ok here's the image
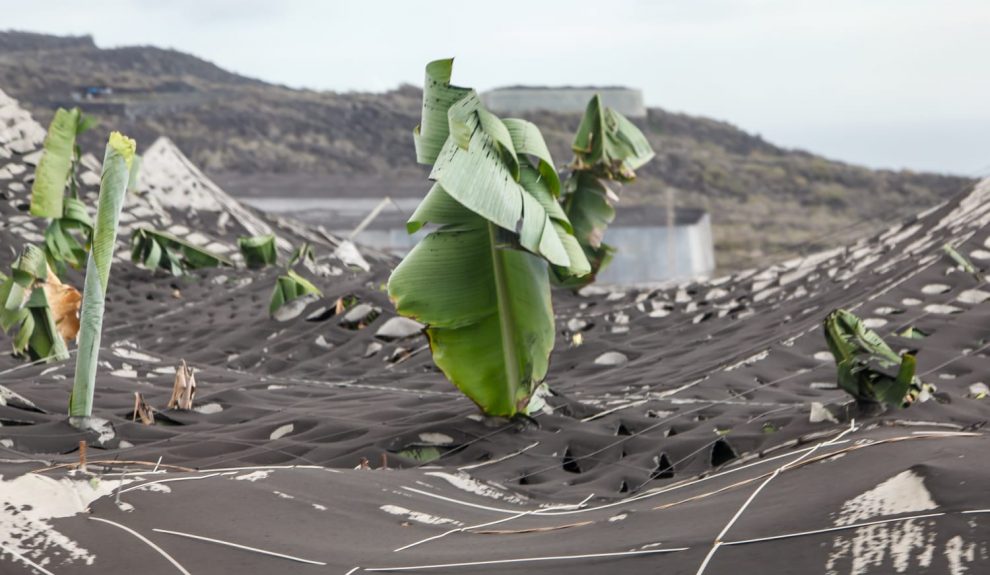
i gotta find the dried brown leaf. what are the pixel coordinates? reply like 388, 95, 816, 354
42, 266, 81, 342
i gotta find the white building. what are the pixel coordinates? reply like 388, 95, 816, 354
245, 198, 715, 286
481, 86, 647, 118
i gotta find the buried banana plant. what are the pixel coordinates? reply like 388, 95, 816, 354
388, 59, 590, 417
0, 245, 80, 361
552, 95, 655, 287
69, 132, 137, 420
238, 234, 277, 269
131, 227, 233, 276
823, 309, 933, 412
269, 243, 323, 316
30, 107, 99, 271
30, 107, 94, 218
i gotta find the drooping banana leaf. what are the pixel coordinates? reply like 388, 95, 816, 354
0, 245, 71, 362
132, 227, 233, 276
44, 197, 94, 271
70, 132, 137, 419
552, 95, 655, 287
238, 234, 277, 269
269, 269, 322, 316
388, 59, 589, 417
30, 108, 81, 218
823, 309, 932, 409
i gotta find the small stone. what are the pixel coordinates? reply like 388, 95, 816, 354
594, 351, 629, 366
967, 383, 988, 399
334, 240, 370, 272
957, 290, 990, 305
809, 402, 838, 424
364, 342, 383, 357
314, 335, 333, 349
273, 293, 320, 322
340, 303, 380, 328
22, 150, 42, 166
566, 318, 589, 332
375, 317, 424, 341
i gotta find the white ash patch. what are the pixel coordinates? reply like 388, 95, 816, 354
921, 283, 951, 295
424, 471, 528, 504
234, 470, 273, 482
135, 482, 172, 493
0, 473, 131, 569
957, 290, 990, 305
826, 470, 939, 575
379, 504, 462, 526
194, 402, 223, 414
724, 350, 770, 371
924, 304, 962, 315
943, 535, 979, 575
269, 424, 294, 440
418, 432, 454, 446
113, 340, 161, 363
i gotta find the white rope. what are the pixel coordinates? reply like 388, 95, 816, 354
694, 421, 859, 575
152, 528, 326, 566
89, 517, 192, 575
363, 547, 689, 572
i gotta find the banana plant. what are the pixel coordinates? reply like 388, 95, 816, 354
238, 234, 277, 269
131, 227, 233, 276
823, 309, 932, 410
388, 59, 590, 417
0, 244, 77, 361
552, 95, 655, 287
269, 243, 322, 316
70, 132, 137, 420
30, 107, 99, 272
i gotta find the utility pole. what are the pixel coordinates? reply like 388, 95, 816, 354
666, 187, 678, 280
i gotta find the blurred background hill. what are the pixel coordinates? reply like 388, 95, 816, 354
0, 30, 974, 270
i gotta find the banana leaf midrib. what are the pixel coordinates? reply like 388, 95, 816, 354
488, 221, 521, 406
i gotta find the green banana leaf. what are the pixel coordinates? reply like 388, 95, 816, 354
0, 245, 69, 361
269, 269, 322, 316
30, 108, 81, 218
572, 95, 654, 178
288, 242, 315, 268
553, 95, 655, 287
44, 197, 94, 271
823, 309, 931, 408
389, 59, 590, 417
238, 234, 277, 269
70, 132, 137, 418
132, 227, 233, 276
390, 201, 555, 416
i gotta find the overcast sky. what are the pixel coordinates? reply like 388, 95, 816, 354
2, 0, 987, 175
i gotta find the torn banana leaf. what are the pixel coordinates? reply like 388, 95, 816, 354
824, 309, 933, 408
238, 234, 277, 269
289, 242, 317, 271
571, 94, 654, 180
553, 95, 655, 287
0, 245, 71, 361
44, 196, 94, 271
389, 59, 589, 417
132, 227, 233, 276
30, 108, 82, 218
269, 269, 322, 316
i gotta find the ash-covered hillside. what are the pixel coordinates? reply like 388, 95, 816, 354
0, 30, 974, 269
